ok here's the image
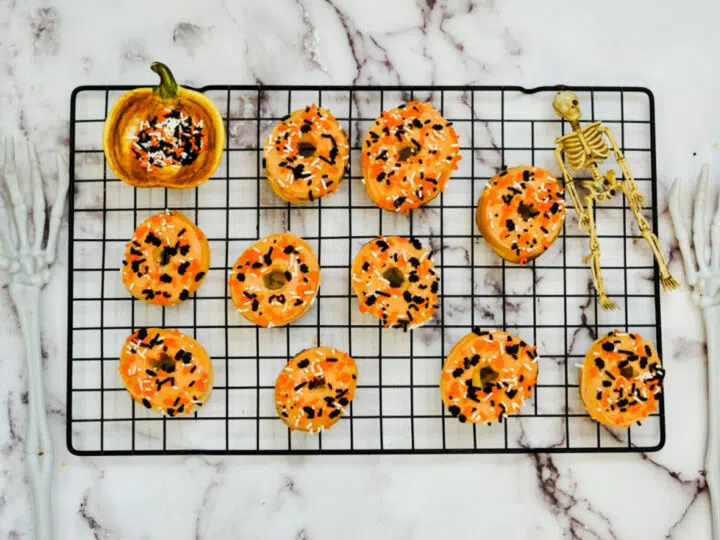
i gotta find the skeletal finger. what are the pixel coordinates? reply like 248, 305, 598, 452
710, 167, 720, 271
0, 190, 18, 258
668, 178, 697, 285
28, 140, 46, 263
0, 203, 18, 274
693, 164, 710, 270
44, 154, 69, 265
3, 138, 31, 273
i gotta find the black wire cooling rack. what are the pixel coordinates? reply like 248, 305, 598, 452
67, 85, 665, 455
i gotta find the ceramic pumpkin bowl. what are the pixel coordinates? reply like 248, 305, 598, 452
102, 61, 225, 188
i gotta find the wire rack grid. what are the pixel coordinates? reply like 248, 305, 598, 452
67, 85, 664, 455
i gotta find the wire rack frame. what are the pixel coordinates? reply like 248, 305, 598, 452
66, 85, 665, 455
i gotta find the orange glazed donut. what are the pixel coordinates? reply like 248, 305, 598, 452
441, 329, 538, 424
121, 210, 210, 305
263, 105, 349, 203
274, 346, 358, 432
579, 330, 664, 428
361, 100, 461, 214
476, 166, 565, 264
119, 328, 213, 416
351, 235, 439, 330
228, 233, 320, 328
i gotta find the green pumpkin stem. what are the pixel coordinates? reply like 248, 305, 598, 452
151, 62, 179, 100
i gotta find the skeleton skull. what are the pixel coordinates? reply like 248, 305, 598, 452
553, 90, 581, 122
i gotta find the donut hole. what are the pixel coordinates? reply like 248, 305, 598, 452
307, 377, 326, 390
154, 247, 171, 267
151, 352, 176, 374
518, 201, 540, 220
297, 140, 317, 158
263, 268, 289, 291
474, 365, 499, 387
620, 365, 635, 379
397, 144, 418, 163
382, 266, 405, 288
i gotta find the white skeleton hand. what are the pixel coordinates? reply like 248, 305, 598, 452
669, 164, 720, 309
0, 137, 69, 288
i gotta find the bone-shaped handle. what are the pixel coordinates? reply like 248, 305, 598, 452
8, 283, 53, 540
704, 304, 720, 540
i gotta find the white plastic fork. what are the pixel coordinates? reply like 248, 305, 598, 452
0, 137, 69, 540
669, 164, 720, 540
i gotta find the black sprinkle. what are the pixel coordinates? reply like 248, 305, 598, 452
145, 232, 162, 246
263, 247, 274, 266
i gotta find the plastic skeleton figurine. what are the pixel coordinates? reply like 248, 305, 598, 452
552, 90, 678, 309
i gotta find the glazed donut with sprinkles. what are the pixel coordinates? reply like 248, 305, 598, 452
119, 328, 213, 416
121, 210, 210, 305
441, 329, 539, 424
228, 233, 320, 327
351, 235, 439, 330
579, 330, 664, 428
361, 100, 461, 214
264, 104, 349, 203
476, 165, 566, 264
275, 346, 358, 432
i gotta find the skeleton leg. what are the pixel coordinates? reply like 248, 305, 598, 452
581, 196, 619, 310
620, 181, 679, 291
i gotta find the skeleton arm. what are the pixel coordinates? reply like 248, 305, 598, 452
600, 125, 645, 207
554, 147, 590, 230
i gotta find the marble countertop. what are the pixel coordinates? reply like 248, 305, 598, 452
2, 0, 719, 538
